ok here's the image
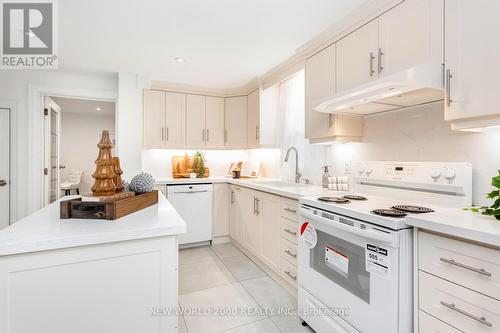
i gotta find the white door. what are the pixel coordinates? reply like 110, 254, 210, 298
225, 96, 248, 148
378, 0, 443, 77
258, 193, 281, 272
0, 108, 10, 229
165, 92, 186, 147
336, 19, 379, 93
444, 0, 500, 121
305, 44, 335, 139
205, 96, 225, 148
44, 97, 61, 205
186, 94, 206, 148
247, 90, 260, 148
143, 89, 165, 148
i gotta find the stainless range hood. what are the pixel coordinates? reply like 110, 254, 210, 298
313, 63, 444, 115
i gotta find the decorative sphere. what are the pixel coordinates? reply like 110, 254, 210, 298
129, 172, 155, 193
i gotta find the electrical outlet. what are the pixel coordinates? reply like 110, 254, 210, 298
344, 161, 352, 175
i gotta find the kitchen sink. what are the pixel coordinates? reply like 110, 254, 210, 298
249, 181, 310, 188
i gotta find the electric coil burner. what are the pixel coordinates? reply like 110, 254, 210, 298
371, 209, 407, 218
342, 195, 367, 201
317, 197, 351, 204
392, 205, 434, 214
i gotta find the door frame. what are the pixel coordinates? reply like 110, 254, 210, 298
43, 97, 61, 205
28, 84, 117, 212
0, 103, 13, 225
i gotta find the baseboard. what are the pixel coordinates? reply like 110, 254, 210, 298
230, 239, 298, 298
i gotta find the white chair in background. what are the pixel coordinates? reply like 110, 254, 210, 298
61, 170, 83, 195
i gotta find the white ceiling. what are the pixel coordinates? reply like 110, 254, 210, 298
59, 0, 368, 89
51, 97, 116, 117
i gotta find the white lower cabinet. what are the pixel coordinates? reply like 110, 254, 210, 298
213, 183, 229, 238
415, 231, 500, 332
229, 186, 295, 289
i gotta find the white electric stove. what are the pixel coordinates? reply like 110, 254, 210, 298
297, 161, 472, 333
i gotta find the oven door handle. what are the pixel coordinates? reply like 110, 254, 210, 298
301, 209, 395, 244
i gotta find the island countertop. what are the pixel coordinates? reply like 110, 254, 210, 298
0, 193, 186, 256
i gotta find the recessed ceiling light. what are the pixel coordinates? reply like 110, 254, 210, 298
174, 57, 186, 63
96, 107, 102, 111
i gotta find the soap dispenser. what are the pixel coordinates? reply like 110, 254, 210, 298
321, 166, 330, 188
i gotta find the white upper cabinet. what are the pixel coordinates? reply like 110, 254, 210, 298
186, 94, 206, 147
378, 0, 443, 77
247, 89, 260, 148
165, 92, 186, 148
336, 19, 379, 93
305, 44, 336, 139
444, 0, 500, 128
143, 89, 165, 148
205, 96, 225, 148
225, 96, 248, 148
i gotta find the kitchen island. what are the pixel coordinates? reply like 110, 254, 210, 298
0, 193, 186, 333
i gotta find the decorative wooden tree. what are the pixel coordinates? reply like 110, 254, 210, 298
113, 156, 124, 193
91, 130, 116, 196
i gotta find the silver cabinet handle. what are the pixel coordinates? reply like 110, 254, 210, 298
440, 301, 493, 327
284, 250, 297, 258
284, 207, 297, 213
59, 165, 66, 169
224, 130, 228, 143
440, 257, 492, 277
256, 126, 260, 140
284, 229, 297, 236
207, 129, 209, 142
256, 198, 260, 215
161, 127, 164, 141
230, 190, 234, 204
202, 129, 205, 142
446, 69, 453, 107
166, 127, 169, 141
369, 52, 375, 77
378, 48, 384, 74
0, 180, 6, 187
284, 271, 297, 280
253, 197, 257, 215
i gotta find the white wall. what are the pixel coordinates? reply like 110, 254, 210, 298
326, 101, 500, 207
0, 70, 117, 221
60, 113, 115, 194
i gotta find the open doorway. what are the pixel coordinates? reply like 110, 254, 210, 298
44, 97, 116, 204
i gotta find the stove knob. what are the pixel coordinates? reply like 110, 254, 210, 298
365, 167, 373, 176
430, 169, 441, 180
358, 167, 365, 176
444, 168, 456, 180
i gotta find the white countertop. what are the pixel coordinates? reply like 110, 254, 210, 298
406, 209, 500, 247
156, 177, 339, 200
0, 193, 187, 256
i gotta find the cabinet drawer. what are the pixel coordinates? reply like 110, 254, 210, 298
280, 197, 299, 222
280, 218, 298, 244
418, 231, 500, 300
280, 238, 297, 266
280, 258, 297, 287
419, 271, 500, 332
419, 311, 461, 333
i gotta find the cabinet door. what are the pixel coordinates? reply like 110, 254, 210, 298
258, 193, 281, 272
444, 0, 500, 122
247, 90, 260, 148
230, 186, 244, 244
225, 96, 248, 148
240, 189, 260, 256
165, 92, 186, 148
379, 0, 443, 77
213, 183, 229, 237
143, 89, 165, 147
205, 96, 225, 148
336, 19, 379, 93
229, 187, 238, 241
305, 44, 335, 139
186, 94, 206, 147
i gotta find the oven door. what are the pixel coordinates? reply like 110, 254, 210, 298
298, 205, 401, 333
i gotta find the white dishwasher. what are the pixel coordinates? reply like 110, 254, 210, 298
167, 183, 213, 246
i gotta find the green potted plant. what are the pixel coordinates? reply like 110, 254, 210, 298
191, 151, 206, 178
465, 170, 500, 220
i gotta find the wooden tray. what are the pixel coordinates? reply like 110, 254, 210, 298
60, 191, 158, 220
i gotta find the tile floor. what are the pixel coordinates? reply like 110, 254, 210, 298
178, 242, 315, 333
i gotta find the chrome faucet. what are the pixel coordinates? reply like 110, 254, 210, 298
284, 147, 301, 183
